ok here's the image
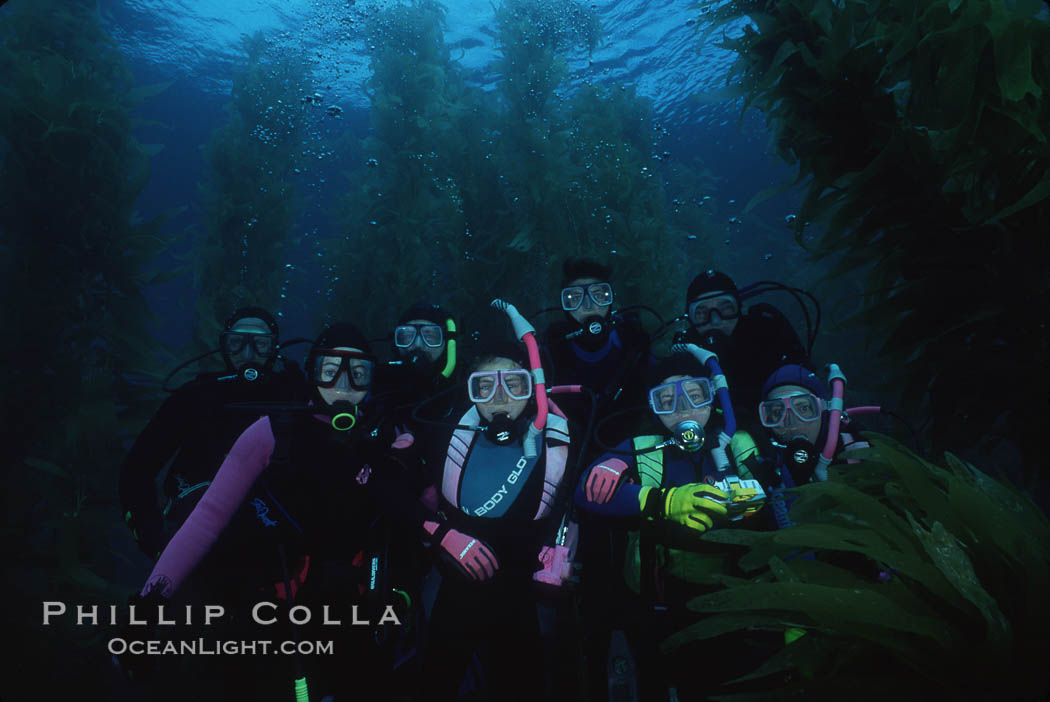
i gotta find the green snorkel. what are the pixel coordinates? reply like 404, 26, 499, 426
439, 317, 457, 379
294, 676, 310, 702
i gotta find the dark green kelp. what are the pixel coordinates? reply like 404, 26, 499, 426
664, 434, 1050, 700
194, 31, 311, 348
0, 0, 170, 696
706, 0, 1050, 476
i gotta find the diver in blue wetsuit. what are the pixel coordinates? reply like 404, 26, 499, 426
541, 257, 654, 446
575, 350, 766, 701
754, 363, 873, 530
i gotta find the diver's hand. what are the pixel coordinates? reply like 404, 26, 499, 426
640, 482, 729, 533
439, 529, 500, 581
584, 459, 630, 504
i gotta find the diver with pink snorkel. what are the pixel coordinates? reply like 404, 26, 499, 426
754, 363, 882, 529
416, 299, 589, 701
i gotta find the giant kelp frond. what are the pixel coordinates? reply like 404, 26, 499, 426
330, 0, 470, 334
667, 434, 1050, 700
711, 0, 1050, 476
334, 0, 683, 338
195, 31, 312, 349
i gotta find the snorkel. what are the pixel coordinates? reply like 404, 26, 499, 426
814, 363, 846, 481
813, 364, 888, 479
440, 317, 457, 379
670, 342, 765, 518
491, 299, 548, 458
671, 342, 737, 470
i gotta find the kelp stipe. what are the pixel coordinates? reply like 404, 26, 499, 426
195, 31, 312, 349
0, 0, 172, 697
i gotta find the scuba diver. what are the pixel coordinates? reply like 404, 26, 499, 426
118, 306, 305, 560
574, 347, 766, 701
388, 302, 459, 391
122, 323, 428, 701
541, 257, 654, 447
418, 300, 577, 702
674, 270, 808, 415
379, 302, 461, 495
753, 363, 872, 530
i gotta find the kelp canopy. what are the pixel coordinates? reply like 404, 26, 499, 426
667, 435, 1050, 700
708, 0, 1050, 476
331, 0, 684, 337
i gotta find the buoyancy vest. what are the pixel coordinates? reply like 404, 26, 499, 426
442, 407, 570, 521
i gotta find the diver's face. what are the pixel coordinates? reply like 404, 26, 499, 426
474, 358, 528, 423
227, 317, 275, 371
395, 318, 444, 364
655, 374, 713, 433
766, 384, 822, 445
565, 277, 612, 325
688, 293, 740, 338
317, 346, 370, 406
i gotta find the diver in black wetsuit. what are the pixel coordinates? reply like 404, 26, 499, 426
418, 341, 575, 701
124, 323, 428, 701
674, 270, 808, 415
118, 306, 305, 560
387, 303, 460, 394
379, 302, 462, 502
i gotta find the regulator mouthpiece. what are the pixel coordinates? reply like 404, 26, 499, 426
485, 412, 517, 445
673, 420, 704, 453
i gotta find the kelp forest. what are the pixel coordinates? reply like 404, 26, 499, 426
1, 0, 1048, 699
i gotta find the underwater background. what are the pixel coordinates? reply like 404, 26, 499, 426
2, 0, 1049, 699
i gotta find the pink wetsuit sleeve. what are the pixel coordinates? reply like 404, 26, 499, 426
142, 416, 276, 598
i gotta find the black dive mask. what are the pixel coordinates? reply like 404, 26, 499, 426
783, 436, 819, 484
484, 412, 520, 446
671, 420, 705, 453
219, 331, 278, 382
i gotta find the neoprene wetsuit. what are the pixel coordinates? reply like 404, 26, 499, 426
421, 407, 572, 701
119, 363, 306, 558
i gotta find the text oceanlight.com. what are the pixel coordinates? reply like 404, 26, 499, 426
107, 639, 335, 656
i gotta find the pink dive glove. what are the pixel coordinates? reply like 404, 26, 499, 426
439, 529, 500, 581
584, 458, 630, 504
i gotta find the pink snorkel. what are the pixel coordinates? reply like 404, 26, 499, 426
490, 299, 548, 458
816, 365, 883, 478
814, 364, 846, 481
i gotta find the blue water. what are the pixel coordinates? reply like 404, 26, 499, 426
80, 0, 810, 350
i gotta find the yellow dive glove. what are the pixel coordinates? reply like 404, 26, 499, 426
639, 482, 729, 533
